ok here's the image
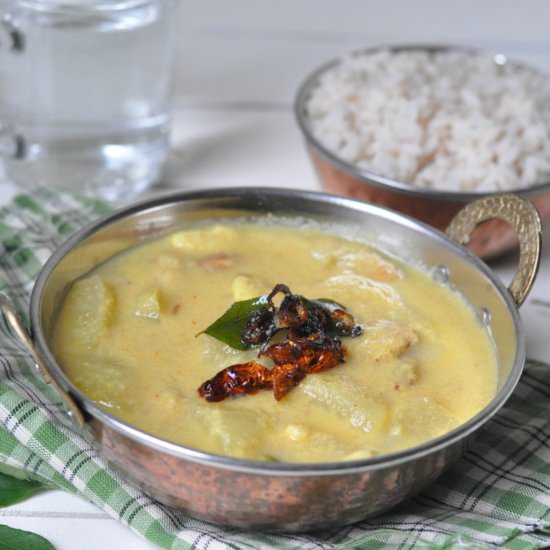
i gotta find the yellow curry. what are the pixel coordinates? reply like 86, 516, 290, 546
52, 223, 497, 462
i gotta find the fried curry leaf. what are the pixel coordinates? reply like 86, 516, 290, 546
202, 295, 270, 350
0, 525, 55, 550
202, 294, 354, 349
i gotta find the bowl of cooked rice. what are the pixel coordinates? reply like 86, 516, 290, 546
295, 45, 550, 257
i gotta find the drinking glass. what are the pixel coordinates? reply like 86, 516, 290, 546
0, 0, 177, 201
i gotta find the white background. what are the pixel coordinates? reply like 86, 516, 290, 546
1, 1, 549, 548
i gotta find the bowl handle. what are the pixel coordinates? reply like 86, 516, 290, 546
446, 194, 542, 307
0, 294, 86, 426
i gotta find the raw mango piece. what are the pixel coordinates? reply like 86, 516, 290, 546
359, 320, 418, 362
325, 274, 404, 309
231, 274, 265, 301
264, 427, 352, 463
135, 288, 162, 320
170, 225, 238, 254
193, 406, 268, 458
391, 358, 419, 389
57, 275, 115, 350
45, 239, 132, 316
405, 314, 437, 343
338, 250, 403, 282
299, 375, 388, 434
344, 449, 376, 461
390, 397, 459, 440
312, 245, 402, 282
305, 431, 353, 461
66, 354, 132, 410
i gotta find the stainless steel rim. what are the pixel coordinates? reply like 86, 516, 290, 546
294, 43, 550, 202
30, 186, 526, 476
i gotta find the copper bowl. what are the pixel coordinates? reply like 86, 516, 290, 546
294, 45, 550, 258
0, 187, 542, 532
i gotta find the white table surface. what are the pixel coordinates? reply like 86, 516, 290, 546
1, 1, 550, 548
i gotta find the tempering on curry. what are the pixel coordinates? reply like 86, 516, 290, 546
52, 223, 498, 463
198, 283, 363, 402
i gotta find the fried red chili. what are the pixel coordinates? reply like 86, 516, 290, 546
198, 284, 363, 402
198, 361, 273, 401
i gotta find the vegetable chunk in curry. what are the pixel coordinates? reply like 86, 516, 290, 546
52, 223, 497, 462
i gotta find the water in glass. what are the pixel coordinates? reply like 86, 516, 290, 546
0, 0, 177, 200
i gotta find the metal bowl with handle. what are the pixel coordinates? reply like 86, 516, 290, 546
294, 44, 550, 258
0, 188, 542, 532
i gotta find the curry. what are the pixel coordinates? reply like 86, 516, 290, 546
52, 223, 497, 462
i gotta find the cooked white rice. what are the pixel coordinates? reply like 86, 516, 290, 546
305, 49, 550, 191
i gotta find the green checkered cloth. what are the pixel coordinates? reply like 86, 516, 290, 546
1, 188, 550, 550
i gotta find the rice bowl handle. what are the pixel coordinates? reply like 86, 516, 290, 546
446, 194, 542, 306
